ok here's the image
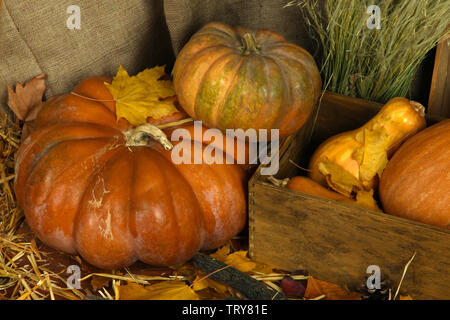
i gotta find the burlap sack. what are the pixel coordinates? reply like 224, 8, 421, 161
164, 0, 314, 55
0, 0, 431, 118
0, 0, 174, 116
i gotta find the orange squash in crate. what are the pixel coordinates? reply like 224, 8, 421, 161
14, 76, 247, 269
380, 119, 450, 229
308, 97, 426, 197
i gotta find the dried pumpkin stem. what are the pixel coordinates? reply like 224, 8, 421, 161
241, 33, 261, 55
124, 123, 173, 150
267, 176, 289, 187
409, 101, 425, 117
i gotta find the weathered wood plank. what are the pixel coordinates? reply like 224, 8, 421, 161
428, 34, 450, 118
249, 182, 450, 299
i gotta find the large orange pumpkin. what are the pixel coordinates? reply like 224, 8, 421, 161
14, 76, 247, 269
173, 22, 322, 138
379, 119, 450, 229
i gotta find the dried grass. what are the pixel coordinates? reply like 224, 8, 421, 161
286, 0, 450, 103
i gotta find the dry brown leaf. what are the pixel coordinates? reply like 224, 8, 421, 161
359, 128, 389, 182
400, 295, 413, 300
252, 261, 275, 275
7, 74, 46, 121
305, 277, 361, 300
91, 276, 111, 291
319, 160, 362, 197
119, 281, 199, 300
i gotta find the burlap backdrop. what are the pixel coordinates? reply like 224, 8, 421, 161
0, 0, 431, 117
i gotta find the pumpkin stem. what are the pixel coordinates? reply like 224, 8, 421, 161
409, 101, 425, 117
124, 123, 173, 150
267, 175, 290, 187
241, 33, 261, 55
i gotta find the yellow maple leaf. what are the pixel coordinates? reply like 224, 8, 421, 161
191, 275, 230, 295
209, 244, 274, 274
105, 65, 178, 126
209, 243, 231, 261
224, 251, 257, 273
119, 281, 199, 300
359, 128, 389, 182
355, 189, 382, 212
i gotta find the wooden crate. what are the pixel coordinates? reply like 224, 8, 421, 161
428, 32, 450, 118
248, 92, 450, 299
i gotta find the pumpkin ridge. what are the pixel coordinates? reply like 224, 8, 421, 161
191, 31, 239, 47
27, 136, 122, 179
18, 123, 122, 165
131, 147, 204, 265
259, 43, 321, 105
194, 52, 241, 126
214, 56, 248, 129
25, 138, 123, 207
258, 55, 292, 130
127, 148, 138, 261
269, 53, 317, 134
264, 49, 318, 85
71, 76, 116, 113
227, 56, 268, 130
23, 138, 123, 254
36, 95, 120, 130
176, 46, 235, 118
255, 55, 284, 129
199, 23, 240, 42
73, 149, 137, 268
14, 124, 122, 203
262, 42, 311, 56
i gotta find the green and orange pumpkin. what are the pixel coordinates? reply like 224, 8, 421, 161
173, 22, 322, 138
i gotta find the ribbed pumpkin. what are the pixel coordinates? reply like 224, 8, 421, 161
14, 76, 247, 269
173, 22, 322, 138
379, 119, 450, 229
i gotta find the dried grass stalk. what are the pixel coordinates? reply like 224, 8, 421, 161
286, 0, 450, 103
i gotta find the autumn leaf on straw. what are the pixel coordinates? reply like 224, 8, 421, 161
119, 281, 199, 300
105, 65, 178, 126
7, 74, 47, 141
209, 243, 274, 274
7, 74, 46, 121
305, 276, 361, 300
